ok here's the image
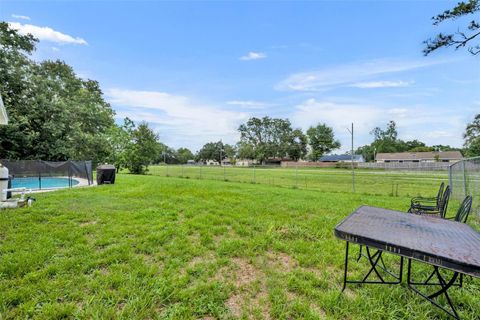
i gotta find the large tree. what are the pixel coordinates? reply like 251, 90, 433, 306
238, 117, 307, 163
356, 121, 401, 161
0, 22, 115, 163
370, 120, 401, 154
176, 147, 195, 164
125, 122, 160, 174
464, 114, 480, 156
196, 141, 225, 163
424, 0, 480, 55
236, 142, 256, 160
223, 144, 237, 160
306, 123, 341, 160
106, 118, 135, 172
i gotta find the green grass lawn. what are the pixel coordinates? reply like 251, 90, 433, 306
1, 174, 479, 319
148, 165, 449, 198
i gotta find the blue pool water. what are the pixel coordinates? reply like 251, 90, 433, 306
11, 177, 79, 190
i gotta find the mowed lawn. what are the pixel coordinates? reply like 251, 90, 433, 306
148, 165, 449, 198
1, 174, 479, 319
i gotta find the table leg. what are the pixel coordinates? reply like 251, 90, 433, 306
342, 241, 349, 292
357, 247, 402, 279
342, 242, 403, 290
407, 259, 461, 319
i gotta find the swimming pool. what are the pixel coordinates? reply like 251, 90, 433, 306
11, 177, 79, 190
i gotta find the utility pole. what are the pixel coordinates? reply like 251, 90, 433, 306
347, 123, 355, 193
219, 140, 223, 166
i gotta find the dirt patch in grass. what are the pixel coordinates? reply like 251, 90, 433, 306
231, 257, 259, 286
266, 251, 298, 273
224, 258, 271, 319
310, 303, 327, 318
79, 220, 98, 227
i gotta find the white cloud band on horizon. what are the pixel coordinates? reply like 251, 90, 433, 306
240, 51, 267, 61
8, 22, 87, 45
290, 98, 464, 153
350, 80, 414, 88
226, 100, 273, 109
11, 14, 31, 20
107, 88, 249, 151
276, 58, 445, 91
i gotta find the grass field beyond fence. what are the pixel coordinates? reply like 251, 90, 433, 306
149, 165, 449, 198
1, 173, 478, 319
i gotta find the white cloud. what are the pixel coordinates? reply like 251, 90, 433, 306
425, 131, 454, 138
226, 100, 273, 109
51, 47, 60, 52
240, 51, 267, 61
8, 22, 87, 45
291, 99, 383, 135
350, 80, 414, 89
290, 98, 464, 152
276, 58, 444, 91
387, 108, 409, 118
11, 14, 30, 20
107, 89, 249, 150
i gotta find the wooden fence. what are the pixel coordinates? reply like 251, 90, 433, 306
357, 162, 450, 171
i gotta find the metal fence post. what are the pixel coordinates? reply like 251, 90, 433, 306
253, 164, 256, 184
462, 160, 468, 198
223, 165, 226, 181
448, 164, 453, 191
181, 165, 184, 178
166, 165, 169, 177
199, 165, 202, 179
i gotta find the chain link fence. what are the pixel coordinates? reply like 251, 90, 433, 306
148, 164, 448, 199
449, 156, 480, 218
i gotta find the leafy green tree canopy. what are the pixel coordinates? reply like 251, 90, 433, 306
106, 118, 135, 172
464, 114, 480, 156
306, 123, 341, 160
196, 141, 225, 163
238, 117, 307, 162
125, 122, 160, 174
176, 147, 195, 164
0, 22, 115, 164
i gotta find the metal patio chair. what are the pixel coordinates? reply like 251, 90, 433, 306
407, 195, 474, 315
447, 195, 473, 223
409, 185, 450, 218
408, 182, 444, 213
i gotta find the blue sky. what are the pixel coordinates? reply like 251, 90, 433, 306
1, 1, 479, 152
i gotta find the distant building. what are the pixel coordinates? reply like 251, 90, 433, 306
221, 158, 232, 166
319, 154, 365, 163
205, 160, 220, 166
375, 151, 463, 163
236, 159, 258, 167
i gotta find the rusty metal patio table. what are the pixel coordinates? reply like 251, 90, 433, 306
335, 205, 480, 319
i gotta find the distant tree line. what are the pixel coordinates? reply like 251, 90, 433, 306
355, 120, 466, 162
1, 22, 479, 176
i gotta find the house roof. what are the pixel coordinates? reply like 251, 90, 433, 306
319, 154, 364, 162
375, 151, 463, 161
0, 95, 8, 125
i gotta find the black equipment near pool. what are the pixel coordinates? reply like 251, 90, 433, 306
96, 164, 116, 185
